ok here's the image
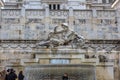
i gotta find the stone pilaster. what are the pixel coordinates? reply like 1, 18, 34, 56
114, 53, 120, 80
0, 7, 2, 26
44, 6, 50, 33
0, 8, 1, 26
92, 9, 97, 39
20, 6, 26, 25
92, 9, 97, 18
116, 9, 120, 34
69, 7, 74, 30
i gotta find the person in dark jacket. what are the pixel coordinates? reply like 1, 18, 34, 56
5, 69, 10, 80
8, 69, 17, 80
62, 73, 69, 80
18, 71, 24, 80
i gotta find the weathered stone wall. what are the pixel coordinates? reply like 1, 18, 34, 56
0, 9, 119, 40
0, 1, 120, 80
96, 64, 114, 80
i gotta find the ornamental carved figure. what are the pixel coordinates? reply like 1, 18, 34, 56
37, 23, 86, 48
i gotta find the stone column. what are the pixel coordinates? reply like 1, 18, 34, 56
69, 7, 74, 30
51, 4, 53, 10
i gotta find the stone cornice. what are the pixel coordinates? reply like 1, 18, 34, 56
0, 40, 119, 44
88, 40, 120, 44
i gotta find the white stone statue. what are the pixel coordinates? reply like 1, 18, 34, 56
37, 23, 86, 48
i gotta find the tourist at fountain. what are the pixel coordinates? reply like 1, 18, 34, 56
18, 71, 24, 80
62, 73, 69, 80
0, 70, 6, 80
0, 72, 2, 80
5, 69, 10, 80
8, 69, 17, 80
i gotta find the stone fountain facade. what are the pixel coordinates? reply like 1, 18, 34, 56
0, 0, 120, 80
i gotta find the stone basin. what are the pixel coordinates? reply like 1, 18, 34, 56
24, 64, 96, 80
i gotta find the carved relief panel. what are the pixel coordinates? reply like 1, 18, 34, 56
50, 10, 69, 18
1, 9, 21, 18
97, 10, 115, 19
26, 10, 45, 18
74, 10, 92, 19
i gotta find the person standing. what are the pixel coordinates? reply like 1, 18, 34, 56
5, 69, 10, 80
9, 69, 17, 80
0, 70, 6, 80
18, 71, 24, 80
62, 73, 69, 80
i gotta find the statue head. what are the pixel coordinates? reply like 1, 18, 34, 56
61, 23, 69, 31
61, 23, 68, 27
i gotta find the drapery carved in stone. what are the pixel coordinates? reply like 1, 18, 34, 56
37, 23, 86, 48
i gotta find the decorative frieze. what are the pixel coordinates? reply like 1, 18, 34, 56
74, 10, 92, 19
97, 10, 116, 19
50, 10, 69, 18
26, 9, 45, 18
1, 9, 21, 18
0, 40, 119, 53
